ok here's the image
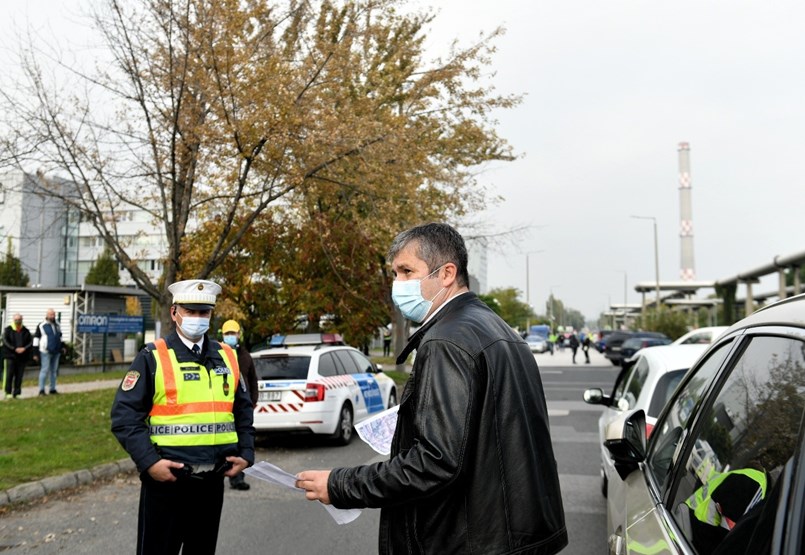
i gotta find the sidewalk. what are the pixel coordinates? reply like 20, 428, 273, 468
3, 378, 122, 400
533, 344, 611, 367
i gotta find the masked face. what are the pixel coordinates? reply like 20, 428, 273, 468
174, 308, 211, 340
13, 319, 22, 327
223, 335, 238, 347
391, 266, 445, 323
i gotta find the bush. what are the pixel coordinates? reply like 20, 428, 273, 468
635, 308, 689, 340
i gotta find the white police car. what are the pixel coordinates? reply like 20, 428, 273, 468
251, 333, 398, 444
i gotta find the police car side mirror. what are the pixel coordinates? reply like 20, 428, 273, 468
374, 363, 384, 372
604, 409, 647, 480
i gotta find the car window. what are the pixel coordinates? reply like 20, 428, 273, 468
646, 340, 733, 491
622, 357, 650, 409
334, 350, 359, 374
679, 332, 709, 345
317, 352, 341, 377
668, 335, 805, 554
254, 355, 311, 380
647, 369, 686, 418
612, 364, 636, 403
348, 350, 375, 374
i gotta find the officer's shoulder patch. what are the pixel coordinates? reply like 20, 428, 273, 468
121, 370, 141, 391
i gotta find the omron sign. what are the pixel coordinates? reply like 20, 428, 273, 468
76, 314, 143, 334
77, 314, 109, 333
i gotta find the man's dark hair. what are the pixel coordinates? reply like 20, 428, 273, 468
388, 223, 469, 288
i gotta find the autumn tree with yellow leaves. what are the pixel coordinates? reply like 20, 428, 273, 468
1, 0, 518, 332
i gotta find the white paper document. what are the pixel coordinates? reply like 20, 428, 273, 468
355, 405, 399, 456
244, 461, 362, 525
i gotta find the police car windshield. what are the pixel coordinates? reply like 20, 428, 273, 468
255, 356, 311, 380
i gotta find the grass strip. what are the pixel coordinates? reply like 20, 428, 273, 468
0, 389, 127, 490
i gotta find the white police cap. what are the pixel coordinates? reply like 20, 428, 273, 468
168, 279, 221, 310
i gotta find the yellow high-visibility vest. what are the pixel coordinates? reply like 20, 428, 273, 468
685, 468, 767, 529
148, 338, 241, 447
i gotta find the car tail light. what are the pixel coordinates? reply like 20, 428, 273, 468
646, 422, 655, 438
304, 383, 325, 402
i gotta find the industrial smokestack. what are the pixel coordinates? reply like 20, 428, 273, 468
678, 142, 695, 281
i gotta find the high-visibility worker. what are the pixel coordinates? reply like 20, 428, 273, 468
685, 467, 767, 553
111, 279, 255, 555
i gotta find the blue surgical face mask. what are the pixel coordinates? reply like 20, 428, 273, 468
223, 335, 238, 347
391, 266, 446, 323
177, 315, 210, 340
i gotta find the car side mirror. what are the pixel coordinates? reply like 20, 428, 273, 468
583, 388, 607, 405
604, 409, 647, 480
374, 363, 383, 373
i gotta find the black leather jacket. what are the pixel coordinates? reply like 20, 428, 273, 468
329, 293, 567, 554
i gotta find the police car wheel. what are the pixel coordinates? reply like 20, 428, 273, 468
332, 403, 354, 446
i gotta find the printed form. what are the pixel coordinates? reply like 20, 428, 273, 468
244, 461, 362, 525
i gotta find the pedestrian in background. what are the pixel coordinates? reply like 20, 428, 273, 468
111, 279, 255, 555
569, 331, 580, 364
296, 223, 567, 554
33, 308, 63, 396
3, 313, 33, 399
382, 326, 392, 357
582, 334, 592, 364
221, 319, 257, 491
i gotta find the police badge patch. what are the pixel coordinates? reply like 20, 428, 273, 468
121, 370, 140, 391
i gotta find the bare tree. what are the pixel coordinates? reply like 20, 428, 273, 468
1, 0, 519, 328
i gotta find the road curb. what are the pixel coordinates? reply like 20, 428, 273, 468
0, 458, 136, 509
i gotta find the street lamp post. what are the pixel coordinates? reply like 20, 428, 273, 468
525, 250, 544, 332
631, 215, 660, 308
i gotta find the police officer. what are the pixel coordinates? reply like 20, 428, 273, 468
111, 279, 255, 555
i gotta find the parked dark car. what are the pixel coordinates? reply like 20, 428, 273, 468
604, 331, 669, 366
602, 293, 805, 554
619, 336, 672, 368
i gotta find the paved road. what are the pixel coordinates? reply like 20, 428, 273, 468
0, 347, 618, 553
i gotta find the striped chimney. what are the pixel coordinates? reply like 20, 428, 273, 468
678, 142, 695, 281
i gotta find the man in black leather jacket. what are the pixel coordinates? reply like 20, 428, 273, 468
297, 223, 567, 554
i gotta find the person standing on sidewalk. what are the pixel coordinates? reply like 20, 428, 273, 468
33, 308, 64, 396
221, 319, 257, 491
111, 279, 254, 555
3, 313, 33, 399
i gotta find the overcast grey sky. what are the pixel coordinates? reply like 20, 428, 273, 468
418, 0, 805, 320
4, 1, 804, 321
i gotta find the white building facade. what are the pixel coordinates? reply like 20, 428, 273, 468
0, 171, 167, 288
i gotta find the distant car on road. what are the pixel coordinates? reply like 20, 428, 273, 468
524, 334, 549, 353
620, 336, 672, 368
604, 331, 669, 366
595, 329, 617, 353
